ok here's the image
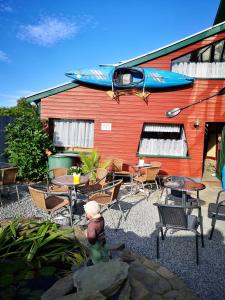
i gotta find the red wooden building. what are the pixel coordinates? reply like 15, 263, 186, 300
26, 21, 225, 180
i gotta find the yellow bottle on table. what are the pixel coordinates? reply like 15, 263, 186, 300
73, 173, 80, 184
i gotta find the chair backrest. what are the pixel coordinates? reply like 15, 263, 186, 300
109, 180, 123, 202
112, 159, 123, 172
2, 167, 17, 185
150, 161, 162, 168
49, 168, 68, 178
28, 186, 47, 210
155, 203, 188, 228
96, 168, 108, 185
145, 166, 160, 181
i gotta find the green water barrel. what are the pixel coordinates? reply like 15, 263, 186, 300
48, 154, 74, 171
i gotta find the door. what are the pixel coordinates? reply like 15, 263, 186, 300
216, 125, 225, 179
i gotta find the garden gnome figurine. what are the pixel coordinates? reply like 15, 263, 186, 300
84, 201, 109, 264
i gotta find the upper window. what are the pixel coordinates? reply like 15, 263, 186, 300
53, 119, 94, 148
138, 123, 188, 157
171, 39, 225, 78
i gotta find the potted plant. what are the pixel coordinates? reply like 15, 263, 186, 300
139, 156, 145, 166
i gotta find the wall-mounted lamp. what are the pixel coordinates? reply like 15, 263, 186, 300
166, 87, 225, 118
194, 119, 200, 128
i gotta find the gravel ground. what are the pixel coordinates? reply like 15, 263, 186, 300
0, 183, 225, 300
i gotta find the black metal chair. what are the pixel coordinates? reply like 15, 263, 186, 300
153, 202, 204, 265
208, 190, 225, 240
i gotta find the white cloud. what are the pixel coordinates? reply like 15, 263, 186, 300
0, 50, 9, 62
17, 16, 78, 47
0, 1, 13, 12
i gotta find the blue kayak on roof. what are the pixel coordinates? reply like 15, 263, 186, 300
65, 65, 193, 89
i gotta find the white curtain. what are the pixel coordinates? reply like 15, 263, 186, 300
172, 62, 225, 78
139, 125, 187, 157
144, 124, 180, 133
53, 119, 94, 148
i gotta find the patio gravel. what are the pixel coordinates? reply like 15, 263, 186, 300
0, 183, 225, 300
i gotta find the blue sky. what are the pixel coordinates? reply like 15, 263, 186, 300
0, 0, 221, 106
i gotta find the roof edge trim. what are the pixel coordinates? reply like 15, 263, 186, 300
25, 81, 79, 103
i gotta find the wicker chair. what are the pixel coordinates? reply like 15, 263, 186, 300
154, 202, 204, 265
208, 190, 225, 240
88, 180, 124, 229
133, 166, 160, 200
0, 167, 20, 204
111, 159, 133, 183
78, 168, 108, 197
47, 168, 69, 193
29, 186, 71, 224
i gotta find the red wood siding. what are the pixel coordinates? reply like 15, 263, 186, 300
41, 31, 225, 179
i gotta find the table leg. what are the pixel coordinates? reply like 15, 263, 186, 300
68, 187, 74, 226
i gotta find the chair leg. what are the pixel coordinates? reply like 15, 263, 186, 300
160, 228, 164, 240
200, 220, 204, 248
117, 202, 125, 222
107, 206, 117, 229
209, 217, 216, 240
15, 184, 20, 201
195, 234, 199, 265
156, 229, 160, 259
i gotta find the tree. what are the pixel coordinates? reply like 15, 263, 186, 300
5, 105, 52, 181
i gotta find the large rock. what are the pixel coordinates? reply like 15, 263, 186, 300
55, 291, 105, 300
73, 259, 129, 297
41, 274, 73, 300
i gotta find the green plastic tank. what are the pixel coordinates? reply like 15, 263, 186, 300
48, 154, 74, 171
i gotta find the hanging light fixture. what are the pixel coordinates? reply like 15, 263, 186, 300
166, 87, 225, 118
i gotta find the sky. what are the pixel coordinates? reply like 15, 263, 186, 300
0, 0, 221, 107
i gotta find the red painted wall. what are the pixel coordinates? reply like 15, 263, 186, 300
41, 31, 225, 178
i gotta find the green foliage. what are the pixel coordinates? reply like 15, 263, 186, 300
80, 149, 111, 181
0, 219, 85, 267
5, 112, 52, 181
0, 219, 86, 299
0, 97, 37, 117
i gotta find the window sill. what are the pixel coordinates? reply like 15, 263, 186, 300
137, 154, 192, 159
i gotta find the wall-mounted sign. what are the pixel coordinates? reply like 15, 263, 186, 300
101, 123, 112, 131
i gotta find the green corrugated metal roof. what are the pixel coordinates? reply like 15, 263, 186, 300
119, 22, 225, 67
25, 82, 79, 103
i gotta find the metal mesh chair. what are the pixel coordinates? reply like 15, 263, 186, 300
0, 167, 20, 204
88, 180, 124, 229
29, 186, 71, 224
153, 202, 204, 265
208, 190, 225, 240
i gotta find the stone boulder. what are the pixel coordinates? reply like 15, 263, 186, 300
73, 259, 129, 297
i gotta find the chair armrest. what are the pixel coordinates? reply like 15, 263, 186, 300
216, 190, 225, 203
45, 191, 70, 199
88, 180, 122, 196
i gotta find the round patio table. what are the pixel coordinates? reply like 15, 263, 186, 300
164, 179, 205, 205
52, 175, 89, 220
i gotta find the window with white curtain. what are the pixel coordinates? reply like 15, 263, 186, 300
138, 123, 188, 157
53, 119, 94, 148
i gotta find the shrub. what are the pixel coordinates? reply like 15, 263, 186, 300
5, 110, 53, 181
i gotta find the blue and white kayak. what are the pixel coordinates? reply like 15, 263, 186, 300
65, 66, 193, 89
